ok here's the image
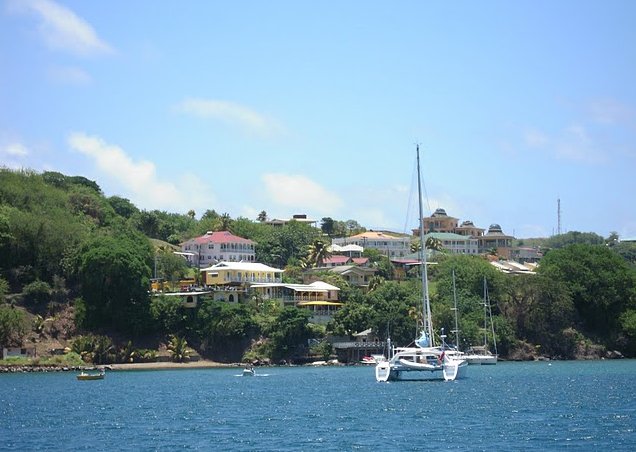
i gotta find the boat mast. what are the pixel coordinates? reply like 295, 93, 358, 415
483, 277, 489, 349
486, 280, 498, 355
416, 145, 434, 346
452, 269, 460, 349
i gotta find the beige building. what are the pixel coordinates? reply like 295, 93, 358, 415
332, 231, 410, 258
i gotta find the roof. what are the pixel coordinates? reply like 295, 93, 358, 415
320, 265, 376, 275
186, 231, 255, 245
348, 231, 404, 241
297, 301, 343, 306
490, 260, 535, 274
424, 232, 477, 241
201, 262, 284, 273
323, 255, 351, 265
330, 244, 364, 253
250, 281, 340, 292
354, 328, 373, 336
351, 257, 369, 265
308, 281, 341, 291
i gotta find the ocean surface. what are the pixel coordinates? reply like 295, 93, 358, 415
2, 360, 635, 451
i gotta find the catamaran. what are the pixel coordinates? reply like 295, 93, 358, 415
375, 146, 467, 382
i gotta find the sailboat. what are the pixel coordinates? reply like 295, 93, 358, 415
375, 146, 468, 382
462, 277, 498, 365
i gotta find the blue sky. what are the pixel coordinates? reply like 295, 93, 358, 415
1, 0, 635, 239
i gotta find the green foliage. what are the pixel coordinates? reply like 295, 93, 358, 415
107, 196, 139, 219
310, 340, 333, 361
0, 277, 9, 300
154, 249, 188, 283
0, 305, 30, 346
544, 231, 604, 250
150, 295, 189, 336
303, 239, 332, 268
539, 244, 636, 346
197, 300, 258, 361
71, 334, 116, 364
22, 279, 51, 306
167, 335, 190, 362
611, 241, 636, 267
365, 280, 420, 345
267, 307, 311, 361
320, 217, 335, 236
76, 233, 153, 334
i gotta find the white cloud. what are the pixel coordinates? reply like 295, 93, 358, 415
3, 142, 30, 157
68, 132, 216, 212
175, 98, 284, 138
0, 142, 30, 169
49, 65, 91, 85
8, 0, 114, 56
261, 173, 344, 215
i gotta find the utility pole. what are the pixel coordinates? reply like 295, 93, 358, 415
557, 198, 562, 235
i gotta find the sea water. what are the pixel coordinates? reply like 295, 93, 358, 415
1, 360, 635, 451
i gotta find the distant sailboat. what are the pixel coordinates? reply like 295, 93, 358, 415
463, 278, 498, 365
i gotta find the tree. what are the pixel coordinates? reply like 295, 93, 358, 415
539, 244, 636, 349
267, 307, 311, 361
257, 211, 267, 222
196, 300, 257, 361
0, 305, 30, 346
107, 196, 139, 219
544, 231, 604, 250
76, 233, 153, 334
168, 335, 190, 362
220, 213, 233, 231
304, 239, 332, 268
320, 217, 335, 236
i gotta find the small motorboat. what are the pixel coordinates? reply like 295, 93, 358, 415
76, 370, 105, 381
242, 366, 255, 377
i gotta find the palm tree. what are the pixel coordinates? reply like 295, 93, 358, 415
219, 213, 233, 231
305, 239, 332, 268
411, 237, 444, 253
168, 335, 190, 362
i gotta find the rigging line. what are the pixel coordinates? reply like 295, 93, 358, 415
403, 155, 418, 235
419, 146, 431, 215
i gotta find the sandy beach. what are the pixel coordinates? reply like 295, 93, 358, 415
109, 360, 237, 371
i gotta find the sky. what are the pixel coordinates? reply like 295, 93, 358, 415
1, 0, 635, 239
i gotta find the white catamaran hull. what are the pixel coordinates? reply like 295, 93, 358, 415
375, 348, 467, 382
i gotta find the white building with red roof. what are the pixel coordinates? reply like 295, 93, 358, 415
181, 231, 256, 267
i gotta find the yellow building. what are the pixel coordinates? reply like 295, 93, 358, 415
200, 262, 283, 286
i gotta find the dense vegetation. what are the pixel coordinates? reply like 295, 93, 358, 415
1, 167, 636, 365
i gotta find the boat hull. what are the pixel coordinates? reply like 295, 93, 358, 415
464, 355, 497, 365
76, 373, 104, 381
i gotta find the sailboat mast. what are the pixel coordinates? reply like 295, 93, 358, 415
483, 277, 488, 348
416, 145, 434, 346
452, 269, 460, 349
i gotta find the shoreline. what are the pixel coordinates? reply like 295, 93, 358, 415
109, 360, 237, 371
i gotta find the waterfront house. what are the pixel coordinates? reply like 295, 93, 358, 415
250, 281, 342, 323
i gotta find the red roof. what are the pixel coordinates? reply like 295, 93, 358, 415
352, 257, 369, 265
323, 255, 351, 265
190, 231, 255, 245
